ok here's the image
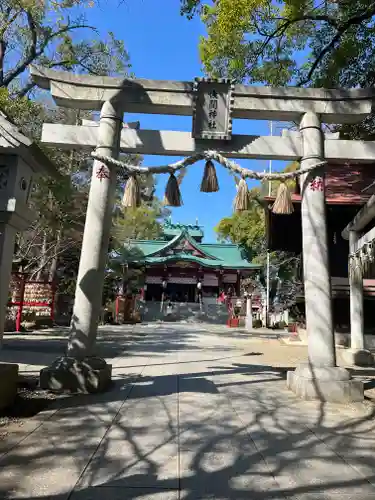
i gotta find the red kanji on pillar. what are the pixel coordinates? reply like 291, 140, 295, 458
96, 164, 110, 181
309, 176, 324, 192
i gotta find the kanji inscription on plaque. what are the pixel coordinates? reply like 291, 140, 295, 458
192, 78, 233, 141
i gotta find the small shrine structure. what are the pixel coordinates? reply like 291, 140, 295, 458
0, 111, 59, 345
265, 162, 375, 330
127, 220, 260, 304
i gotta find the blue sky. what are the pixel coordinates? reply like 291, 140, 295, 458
79, 0, 289, 241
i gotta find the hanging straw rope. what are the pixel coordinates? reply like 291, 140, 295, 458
200, 160, 219, 192
92, 150, 327, 213
164, 173, 183, 207
122, 176, 141, 208
92, 150, 326, 181
234, 178, 250, 211
272, 182, 294, 215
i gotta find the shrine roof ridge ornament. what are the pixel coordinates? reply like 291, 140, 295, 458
30, 66, 374, 124
163, 221, 202, 231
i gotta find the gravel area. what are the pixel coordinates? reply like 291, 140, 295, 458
0, 376, 66, 437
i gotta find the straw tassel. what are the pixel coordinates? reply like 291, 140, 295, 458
122, 176, 141, 208
272, 182, 294, 215
234, 178, 250, 211
164, 173, 183, 207
200, 160, 219, 192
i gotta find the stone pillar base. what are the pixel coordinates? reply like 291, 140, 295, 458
40, 356, 112, 394
341, 348, 374, 367
287, 363, 363, 403
245, 316, 253, 331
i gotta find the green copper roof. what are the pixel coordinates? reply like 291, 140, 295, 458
126, 228, 260, 271
162, 220, 204, 239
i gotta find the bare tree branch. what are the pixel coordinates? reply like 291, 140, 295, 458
2, 19, 98, 88
297, 4, 375, 86
27, 238, 80, 279
0, 8, 22, 39
249, 3, 375, 86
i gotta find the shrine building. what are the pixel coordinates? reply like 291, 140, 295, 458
128, 220, 261, 303
264, 163, 375, 330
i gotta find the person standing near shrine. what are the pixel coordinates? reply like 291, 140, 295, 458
226, 286, 234, 310
159, 278, 168, 313
217, 289, 226, 304
196, 279, 203, 304
161, 278, 168, 302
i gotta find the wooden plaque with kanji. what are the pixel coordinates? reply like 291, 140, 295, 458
192, 79, 233, 141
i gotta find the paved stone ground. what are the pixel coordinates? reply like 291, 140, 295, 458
1, 323, 375, 499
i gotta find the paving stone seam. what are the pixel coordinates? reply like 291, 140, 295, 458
301, 419, 375, 489
92, 485, 179, 491
222, 381, 375, 497
0, 324, 142, 463
66, 362, 149, 500
218, 385, 292, 500
0, 406, 62, 462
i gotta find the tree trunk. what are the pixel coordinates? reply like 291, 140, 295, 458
36, 232, 48, 280
48, 229, 61, 282
0, 39, 6, 87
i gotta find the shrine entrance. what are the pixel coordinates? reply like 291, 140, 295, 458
126, 223, 258, 313
30, 65, 375, 401
146, 282, 196, 303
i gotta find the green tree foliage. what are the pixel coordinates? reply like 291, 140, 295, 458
215, 188, 265, 257
181, 0, 375, 88
105, 177, 170, 304
215, 174, 302, 309
112, 203, 164, 247
0, 87, 45, 138
106, 245, 146, 301
215, 160, 299, 254
270, 161, 299, 196
0, 0, 134, 315
0, 0, 131, 96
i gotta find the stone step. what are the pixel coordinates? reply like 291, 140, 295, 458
139, 301, 230, 324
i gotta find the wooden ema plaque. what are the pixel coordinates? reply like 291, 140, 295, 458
7, 274, 56, 331
24, 283, 53, 306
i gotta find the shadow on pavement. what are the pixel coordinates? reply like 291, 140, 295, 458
1, 324, 375, 499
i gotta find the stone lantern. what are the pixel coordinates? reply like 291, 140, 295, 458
0, 112, 60, 345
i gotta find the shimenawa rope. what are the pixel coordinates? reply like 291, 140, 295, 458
91, 150, 327, 213
91, 150, 326, 181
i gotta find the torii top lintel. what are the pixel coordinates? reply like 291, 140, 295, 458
30, 65, 374, 124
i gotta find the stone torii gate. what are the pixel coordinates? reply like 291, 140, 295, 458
30, 66, 375, 401
341, 196, 375, 366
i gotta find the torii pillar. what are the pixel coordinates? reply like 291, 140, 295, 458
287, 112, 363, 402
67, 100, 122, 356
341, 231, 373, 366
40, 100, 122, 392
